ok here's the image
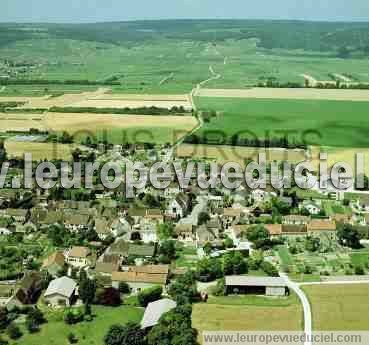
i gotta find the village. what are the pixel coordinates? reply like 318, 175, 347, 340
0, 140, 367, 344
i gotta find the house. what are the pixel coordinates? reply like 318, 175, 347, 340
94, 218, 113, 241
265, 224, 282, 237
64, 214, 90, 233
196, 225, 219, 247
111, 218, 130, 237
108, 240, 156, 259
66, 246, 91, 268
307, 219, 337, 238
95, 253, 121, 276
301, 201, 321, 215
44, 276, 77, 307
112, 265, 169, 294
282, 215, 310, 225
281, 224, 307, 237
166, 193, 190, 218
13, 271, 43, 305
0, 227, 13, 236
221, 208, 242, 229
175, 224, 194, 242
39, 211, 64, 227
354, 195, 369, 212
42, 251, 65, 277
225, 276, 287, 296
4, 209, 29, 223
141, 298, 177, 329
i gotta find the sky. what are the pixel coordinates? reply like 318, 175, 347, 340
1, 0, 369, 23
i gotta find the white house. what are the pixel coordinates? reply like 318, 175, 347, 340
65, 246, 91, 268
44, 276, 77, 307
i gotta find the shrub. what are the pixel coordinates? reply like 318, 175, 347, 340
137, 286, 163, 307
6, 323, 22, 340
355, 265, 365, 275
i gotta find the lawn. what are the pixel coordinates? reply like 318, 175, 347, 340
303, 284, 369, 330
11, 305, 144, 345
351, 246, 369, 268
194, 97, 369, 148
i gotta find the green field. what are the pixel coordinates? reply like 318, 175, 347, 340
10, 305, 144, 345
2, 21, 369, 95
194, 97, 369, 147
303, 284, 369, 330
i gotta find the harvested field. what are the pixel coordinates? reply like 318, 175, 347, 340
193, 302, 302, 343
93, 94, 190, 101
20, 88, 109, 109
197, 87, 369, 101
5, 140, 76, 160
310, 146, 369, 176
0, 110, 197, 144
176, 144, 307, 166
44, 112, 198, 144
0, 112, 46, 132
71, 98, 192, 110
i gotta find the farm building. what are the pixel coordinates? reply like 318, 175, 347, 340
225, 276, 287, 297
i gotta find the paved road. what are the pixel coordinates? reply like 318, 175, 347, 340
280, 273, 313, 345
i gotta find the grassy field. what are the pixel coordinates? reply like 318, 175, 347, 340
303, 284, 369, 330
10, 305, 144, 345
194, 97, 369, 148
193, 297, 303, 343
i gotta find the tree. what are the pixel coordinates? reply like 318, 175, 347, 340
79, 273, 96, 305
355, 265, 365, 275
137, 286, 163, 307
68, 332, 78, 344
156, 223, 174, 240
167, 272, 198, 305
104, 323, 146, 345
0, 308, 8, 330
59, 131, 73, 144
260, 261, 279, 277
223, 236, 234, 249
97, 288, 121, 306
147, 305, 197, 345
158, 240, 176, 263
337, 224, 362, 249
203, 242, 212, 256
223, 252, 248, 275
197, 258, 223, 282
6, 323, 22, 340
305, 236, 321, 252
25, 308, 45, 333
246, 225, 271, 249
118, 282, 130, 294
198, 212, 210, 225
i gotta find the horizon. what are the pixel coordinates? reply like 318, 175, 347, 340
2, 17, 369, 25
2, 0, 369, 24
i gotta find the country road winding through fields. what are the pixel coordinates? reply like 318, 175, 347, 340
280, 273, 313, 345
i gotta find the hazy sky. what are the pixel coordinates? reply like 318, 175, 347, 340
1, 0, 369, 23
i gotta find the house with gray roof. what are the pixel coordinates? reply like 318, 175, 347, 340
141, 298, 177, 329
44, 276, 77, 307
225, 275, 287, 296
